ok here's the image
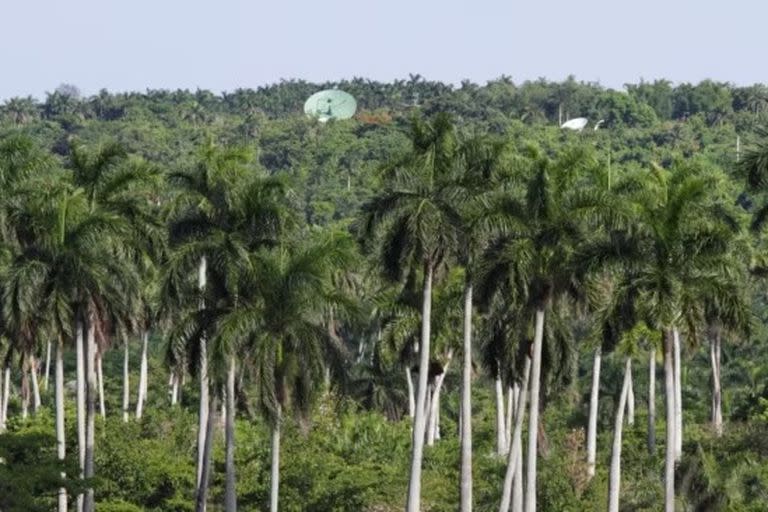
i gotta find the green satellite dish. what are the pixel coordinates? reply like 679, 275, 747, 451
304, 89, 357, 122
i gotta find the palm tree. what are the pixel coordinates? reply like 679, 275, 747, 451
206, 231, 356, 512
481, 144, 607, 512
589, 161, 742, 511
454, 134, 509, 509
165, 141, 291, 510
360, 113, 464, 512
3, 173, 139, 512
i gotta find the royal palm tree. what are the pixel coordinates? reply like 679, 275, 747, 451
481, 144, 607, 512
588, 160, 741, 511
3, 173, 139, 512
360, 112, 465, 512
165, 141, 291, 511
207, 231, 356, 512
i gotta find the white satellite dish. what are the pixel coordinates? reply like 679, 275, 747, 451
560, 117, 588, 131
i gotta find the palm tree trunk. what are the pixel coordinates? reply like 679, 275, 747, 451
56, 337, 67, 512
710, 332, 723, 437
427, 352, 452, 446
608, 358, 632, 512
496, 374, 507, 455
97, 353, 106, 419
406, 367, 415, 418
171, 372, 179, 406
21, 358, 30, 419
76, 319, 86, 493
195, 393, 217, 512
512, 436, 523, 512
525, 307, 545, 512
225, 356, 237, 512
2, 366, 8, 419
673, 328, 682, 460
0, 367, 3, 433
505, 386, 514, 452
586, 347, 601, 479
84, 320, 97, 512
460, 279, 473, 512
405, 262, 433, 512
0, 365, 7, 432
663, 329, 676, 512
44, 341, 52, 393
626, 362, 635, 426
270, 406, 282, 512
122, 341, 130, 422
423, 384, 433, 442
196, 256, 210, 496
499, 356, 531, 512
136, 330, 149, 419
648, 348, 656, 454
30, 355, 41, 412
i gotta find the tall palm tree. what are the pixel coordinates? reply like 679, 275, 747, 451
207, 231, 356, 512
481, 144, 607, 512
454, 133, 509, 510
165, 141, 291, 510
3, 174, 139, 512
589, 161, 742, 512
360, 113, 464, 512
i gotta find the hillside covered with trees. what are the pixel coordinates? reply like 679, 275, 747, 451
2, 76, 768, 512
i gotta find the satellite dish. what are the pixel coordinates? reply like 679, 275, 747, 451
560, 117, 588, 131
304, 89, 357, 122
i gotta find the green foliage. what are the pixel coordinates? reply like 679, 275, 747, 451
0, 415, 81, 512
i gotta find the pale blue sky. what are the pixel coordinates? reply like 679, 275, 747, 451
0, 0, 764, 100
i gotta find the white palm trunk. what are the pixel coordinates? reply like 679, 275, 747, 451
648, 348, 656, 454
196, 256, 210, 499
663, 330, 676, 512
0, 366, 9, 431
44, 341, 52, 393
626, 362, 635, 426
97, 353, 106, 419
423, 384, 433, 442
586, 347, 602, 479
505, 386, 514, 452
171, 372, 179, 406
21, 365, 29, 419
405, 263, 433, 512
0, 366, 4, 433
608, 358, 632, 512
710, 333, 723, 436
136, 331, 149, 419
673, 328, 682, 460
56, 337, 67, 512
427, 351, 452, 446
524, 308, 545, 512
406, 367, 415, 418
122, 341, 130, 422
84, 320, 97, 512
270, 406, 282, 512
75, 319, 86, 512
512, 435, 523, 512
499, 356, 531, 512
30, 355, 41, 412
496, 374, 507, 455
460, 282, 473, 512
225, 356, 237, 512
195, 394, 216, 512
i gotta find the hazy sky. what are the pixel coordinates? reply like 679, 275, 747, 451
0, 0, 765, 100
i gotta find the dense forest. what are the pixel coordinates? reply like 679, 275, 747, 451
2, 76, 768, 512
